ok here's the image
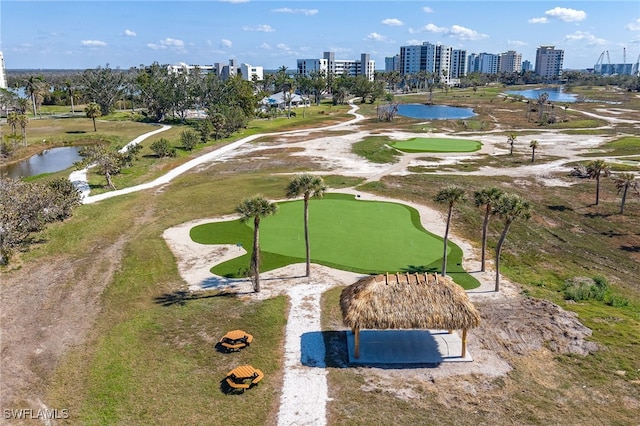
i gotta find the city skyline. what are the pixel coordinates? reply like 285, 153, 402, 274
1, 1, 639, 71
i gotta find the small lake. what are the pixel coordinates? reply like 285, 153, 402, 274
397, 104, 476, 120
1, 146, 83, 178
505, 87, 578, 103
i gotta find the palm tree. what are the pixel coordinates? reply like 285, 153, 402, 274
473, 187, 504, 272
84, 102, 102, 131
586, 160, 611, 206
285, 174, 326, 277
614, 172, 639, 215
64, 79, 75, 114
18, 114, 28, 146
25, 75, 45, 118
507, 133, 517, 156
493, 194, 532, 291
236, 196, 278, 292
529, 140, 539, 163
434, 186, 467, 277
6, 111, 18, 135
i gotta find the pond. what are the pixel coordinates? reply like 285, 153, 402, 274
397, 104, 476, 120
1, 146, 83, 178
505, 87, 578, 103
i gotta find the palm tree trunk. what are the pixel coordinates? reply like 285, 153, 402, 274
495, 221, 512, 292
531, 148, 535, 163
480, 207, 490, 272
595, 176, 600, 206
252, 217, 261, 292
442, 207, 452, 276
92, 117, 97, 132
620, 186, 628, 214
31, 95, 37, 118
304, 196, 311, 277
105, 172, 116, 191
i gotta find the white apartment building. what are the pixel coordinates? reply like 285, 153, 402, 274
297, 51, 375, 81
499, 50, 522, 73
167, 59, 262, 81
0, 51, 7, 89
399, 42, 465, 85
535, 45, 564, 78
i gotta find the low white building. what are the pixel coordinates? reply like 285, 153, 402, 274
261, 91, 310, 110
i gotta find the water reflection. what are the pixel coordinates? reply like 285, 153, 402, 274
1, 146, 83, 178
397, 104, 476, 120
505, 87, 578, 103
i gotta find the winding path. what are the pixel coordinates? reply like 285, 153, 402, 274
76, 104, 364, 204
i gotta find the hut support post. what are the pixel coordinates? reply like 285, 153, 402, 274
353, 328, 361, 359
461, 329, 468, 358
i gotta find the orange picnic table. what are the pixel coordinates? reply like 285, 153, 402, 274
219, 330, 253, 352
225, 365, 264, 392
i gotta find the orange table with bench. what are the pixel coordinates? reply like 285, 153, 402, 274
220, 330, 253, 352
225, 365, 264, 392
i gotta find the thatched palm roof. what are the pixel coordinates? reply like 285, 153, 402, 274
340, 273, 480, 331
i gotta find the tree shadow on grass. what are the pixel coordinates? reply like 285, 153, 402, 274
621, 245, 640, 253
548, 205, 573, 212
154, 289, 236, 307
401, 265, 438, 274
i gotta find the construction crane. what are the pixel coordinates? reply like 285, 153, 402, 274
595, 50, 611, 75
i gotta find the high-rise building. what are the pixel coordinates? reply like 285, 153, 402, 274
499, 50, 522, 73
535, 45, 564, 78
385, 55, 400, 72
399, 42, 461, 84
296, 51, 375, 81
450, 49, 467, 80
468, 53, 499, 74
0, 51, 7, 89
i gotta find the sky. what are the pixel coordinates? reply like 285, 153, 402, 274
1, 0, 639, 71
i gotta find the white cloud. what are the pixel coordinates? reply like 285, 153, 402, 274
410, 23, 487, 40
81, 40, 106, 47
272, 7, 318, 16
366, 32, 388, 42
124, 29, 136, 37
221, 38, 232, 48
565, 31, 606, 46
450, 25, 488, 40
161, 38, 184, 47
507, 40, 527, 47
147, 38, 185, 50
259, 42, 272, 49
242, 24, 275, 32
405, 39, 423, 46
423, 7, 434, 13
529, 17, 549, 24
219, 0, 249, 3
545, 7, 587, 22
382, 18, 403, 26
626, 18, 640, 31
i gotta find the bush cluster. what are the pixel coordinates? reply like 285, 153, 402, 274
562, 275, 629, 307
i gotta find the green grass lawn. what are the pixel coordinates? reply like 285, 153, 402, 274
190, 193, 479, 289
391, 137, 482, 153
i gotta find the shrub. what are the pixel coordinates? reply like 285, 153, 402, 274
562, 275, 629, 307
180, 130, 198, 151
150, 138, 176, 158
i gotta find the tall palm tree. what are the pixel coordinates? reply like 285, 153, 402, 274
285, 174, 326, 277
614, 172, 639, 215
6, 111, 18, 135
586, 160, 611, 206
236, 196, 278, 292
25, 75, 45, 118
493, 193, 532, 291
529, 140, 539, 163
507, 133, 517, 156
64, 79, 75, 114
473, 187, 504, 272
84, 102, 102, 131
434, 186, 467, 277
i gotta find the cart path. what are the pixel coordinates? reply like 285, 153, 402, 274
277, 283, 333, 426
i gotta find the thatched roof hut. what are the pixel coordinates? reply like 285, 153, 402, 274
340, 272, 481, 358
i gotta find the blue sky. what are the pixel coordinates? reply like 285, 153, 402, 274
1, 1, 639, 70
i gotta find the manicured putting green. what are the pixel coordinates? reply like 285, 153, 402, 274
391, 137, 481, 153
190, 193, 479, 289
